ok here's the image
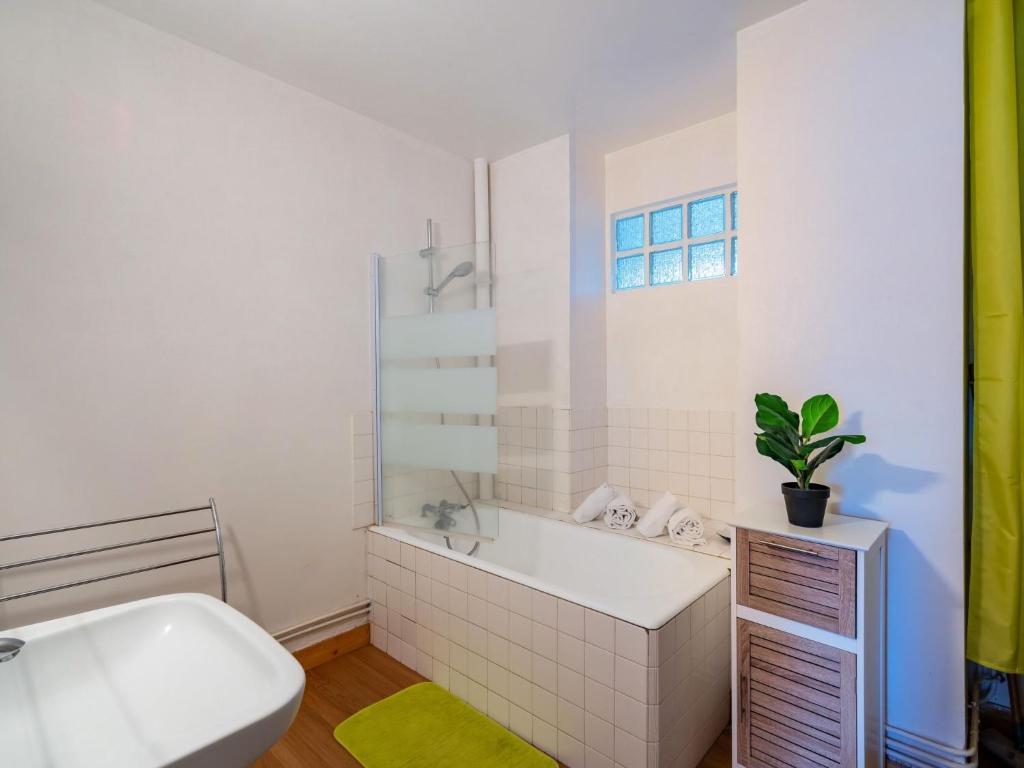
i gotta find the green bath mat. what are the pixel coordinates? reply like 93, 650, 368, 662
333, 682, 556, 768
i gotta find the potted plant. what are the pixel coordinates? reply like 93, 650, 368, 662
753, 392, 865, 527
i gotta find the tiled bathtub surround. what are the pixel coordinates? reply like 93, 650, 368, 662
496, 406, 736, 522
366, 530, 731, 768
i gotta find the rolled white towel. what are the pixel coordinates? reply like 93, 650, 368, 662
572, 483, 618, 523
637, 492, 680, 538
667, 507, 706, 546
604, 494, 638, 530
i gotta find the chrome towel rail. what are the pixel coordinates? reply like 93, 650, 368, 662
0, 498, 226, 604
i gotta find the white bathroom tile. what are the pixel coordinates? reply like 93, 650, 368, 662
648, 449, 667, 472
383, 538, 401, 565
585, 747, 613, 768
416, 649, 433, 678
429, 581, 447, 610
709, 477, 734, 502
533, 653, 558, 694
415, 547, 432, 575
356, 456, 376, 483
558, 731, 585, 768
688, 475, 710, 499
668, 430, 688, 453
415, 600, 431, 629
532, 590, 558, 627
401, 592, 416, 620
468, 567, 488, 598
400, 566, 415, 596
558, 697, 585, 741
352, 411, 374, 436
488, 604, 510, 637
509, 704, 532, 742
647, 471, 667, 494
433, 634, 451, 665
467, 680, 487, 713
352, 502, 374, 529
508, 581, 532, 617
558, 666, 585, 707
558, 600, 585, 639
533, 684, 558, 725
558, 632, 585, 674
371, 623, 386, 651
709, 432, 734, 457
608, 427, 628, 448
584, 643, 615, 687
467, 622, 487, 656
368, 577, 386, 605
533, 622, 558, 660
353, 434, 374, 459
629, 429, 648, 450
533, 717, 558, 756
584, 678, 615, 722
467, 651, 488, 685
432, 607, 449, 640
487, 573, 510, 607
629, 408, 649, 429
488, 660, 509, 697
614, 655, 648, 703
689, 497, 711, 516
430, 554, 448, 584
585, 713, 615, 759
687, 410, 710, 432
510, 612, 532, 649
709, 455, 734, 479
585, 609, 615, 652
450, 670, 468, 701
614, 726, 647, 768
688, 431, 710, 455
509, 642, 532, 680
709, 410, 733, 433
448, 561, 469, 591
448, 587, 468, 621
449, 642, 467, 674
509, 671, 532, 709
468, 595, 488, 628
488, 632, 509, 668
353, 480, 374, 506
615, 621, 648, 666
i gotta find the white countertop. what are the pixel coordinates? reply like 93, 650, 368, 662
733, 502, 888, 551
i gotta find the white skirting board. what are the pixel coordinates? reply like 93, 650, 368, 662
273, 600, 371, 651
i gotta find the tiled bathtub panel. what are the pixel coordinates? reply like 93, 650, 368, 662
367, 531, 731, 768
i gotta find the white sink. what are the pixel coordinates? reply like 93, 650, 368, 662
0, 593, 305, 767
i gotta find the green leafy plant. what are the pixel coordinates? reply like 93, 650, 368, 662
754, 393, 865, 490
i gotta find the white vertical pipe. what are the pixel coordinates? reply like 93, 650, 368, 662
474, 158, 494, 500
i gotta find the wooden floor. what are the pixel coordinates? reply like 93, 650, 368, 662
255, 643, 731, 767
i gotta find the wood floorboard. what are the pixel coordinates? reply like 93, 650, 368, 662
255, 643, 730, 768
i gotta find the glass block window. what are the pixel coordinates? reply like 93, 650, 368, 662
610, 185, 738, 292
615, 253, 645, 290
689, 240, 727, 281
615, 214, 644, 252
688, 195, 726, 238
650, 205, 683, 245
650, 248, 683, 286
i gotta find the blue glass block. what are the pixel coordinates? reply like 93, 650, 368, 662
731, 237, 738, 275
650, 205, 683, 245
688, 195, 726, 238
650, 248, 683, 286
615, 214, 644, 252
615, 254, 644, 290
731, 191, 738, 230
688, 240, 726, 281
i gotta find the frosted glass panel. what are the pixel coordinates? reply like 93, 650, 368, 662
650, 205, 683, 245
650, 248, 683, 286
731, 237, 738, 276
731, 191, 738, 230
615, 254, 644, 290
382, 423, 498, 474
615, 214, 644, 252
688, 195, 726, 238
380, 308, 496, 360
381, 368, 497, 414
688, 240, 727, 281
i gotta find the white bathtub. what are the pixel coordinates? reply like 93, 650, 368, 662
366, 505, 732, 768
374, 506, 729, 629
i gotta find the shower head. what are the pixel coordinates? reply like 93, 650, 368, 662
425, 261, 475, 296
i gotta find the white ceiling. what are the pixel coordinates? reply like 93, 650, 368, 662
93, 0, 803, 160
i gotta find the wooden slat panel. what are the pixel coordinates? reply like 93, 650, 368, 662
751, 633, 842, 668
752, 679, 840, 721
751, 562, 842, 594
738, 527, 857, 638
752, 712, 842, 763
750, 572, 842, 609
750, 665, 841, 714
752, 732, 838, 768
749, 644, 842, 688
751, 659, 842, 698
749, 530, 840, 561
738, 621, 857, 768
751, 688, 842, 739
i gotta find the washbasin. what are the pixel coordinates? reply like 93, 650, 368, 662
0, 593, 305, 767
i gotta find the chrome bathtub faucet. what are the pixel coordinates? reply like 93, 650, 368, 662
420, 500, 465, 531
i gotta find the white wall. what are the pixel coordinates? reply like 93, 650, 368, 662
0, 0, 473, 636
605, 114, 738, 410
737, 0, 965, 747
490, 135, 572, 408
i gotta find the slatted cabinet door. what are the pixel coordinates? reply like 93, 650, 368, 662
736, 528, 857, 638
737, 620, 856, 768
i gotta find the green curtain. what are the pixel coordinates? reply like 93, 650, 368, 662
967, 0, 1024, 673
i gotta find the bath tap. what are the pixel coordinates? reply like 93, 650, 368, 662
420, 500, 465, 530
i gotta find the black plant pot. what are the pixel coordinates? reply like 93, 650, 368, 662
781, 482, 830, 528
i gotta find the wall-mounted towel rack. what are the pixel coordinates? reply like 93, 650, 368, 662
0, 498, 226, 604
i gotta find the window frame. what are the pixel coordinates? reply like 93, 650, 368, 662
610, 183, 738, 293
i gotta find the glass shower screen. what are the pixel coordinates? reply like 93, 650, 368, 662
373, 241, 498, 541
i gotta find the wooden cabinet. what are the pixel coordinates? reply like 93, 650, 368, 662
731, 507, 887, 768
